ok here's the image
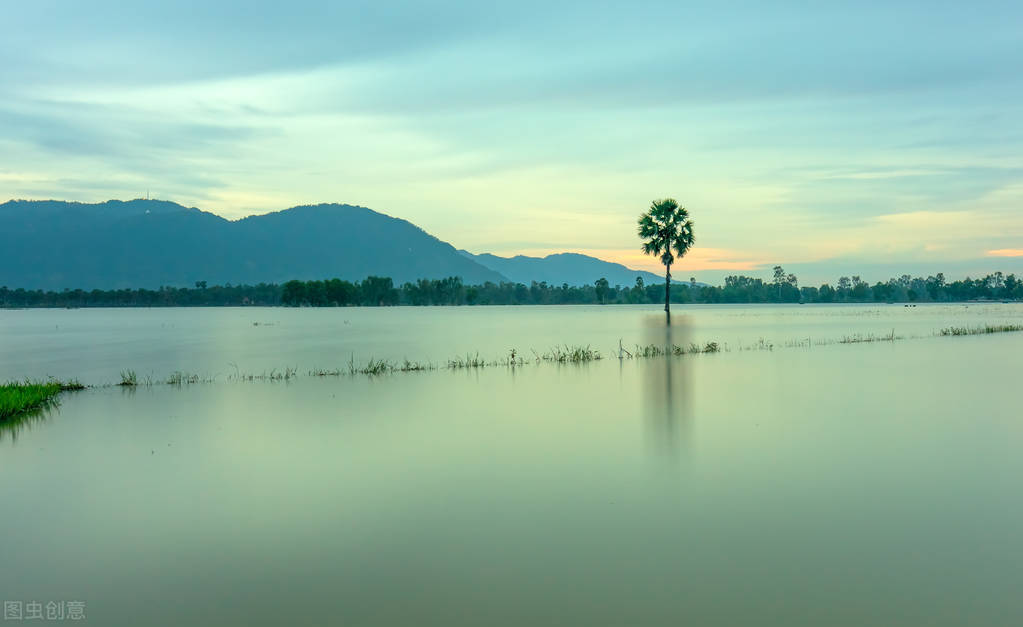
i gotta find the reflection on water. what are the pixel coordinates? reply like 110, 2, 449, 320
641, 314, 694, 457
0, 405, 54, 444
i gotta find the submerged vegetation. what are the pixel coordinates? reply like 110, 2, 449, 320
629, 342, 720, 358
539, 345, 603, 363
4, 323, 1021, 396
310, 346, 602, 376
939, 324, 1023, 336
839, 330, 899, 344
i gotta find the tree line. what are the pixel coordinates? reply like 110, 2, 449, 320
1, 268, 1019, 308
695, 267, 1023, 304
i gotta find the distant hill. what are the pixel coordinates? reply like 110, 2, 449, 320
0, 200, 506, 289
460, 251, 676, 287
0, 198, 707, 290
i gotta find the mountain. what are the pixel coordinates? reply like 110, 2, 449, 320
460, 251, 672, 287
0, 200, 506, 289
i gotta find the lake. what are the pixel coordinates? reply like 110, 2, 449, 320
2, 304, 1022, 625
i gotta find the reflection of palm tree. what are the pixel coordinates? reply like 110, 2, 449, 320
641, 319, 693, 459
638, 199, 695, 317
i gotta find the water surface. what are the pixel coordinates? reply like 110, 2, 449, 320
2, 305, 1021, 625
3, 303, 1020, 383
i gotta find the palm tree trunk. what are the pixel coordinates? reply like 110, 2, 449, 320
664, 263, 671, 315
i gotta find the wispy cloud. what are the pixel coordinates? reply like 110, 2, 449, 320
987, 249, 1023, 257
1, 0, 1021, 281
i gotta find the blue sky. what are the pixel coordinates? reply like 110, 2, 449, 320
2, 0, 1021, 284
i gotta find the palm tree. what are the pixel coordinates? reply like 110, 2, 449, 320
638, 198, 694, 317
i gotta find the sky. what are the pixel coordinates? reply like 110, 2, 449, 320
1, 0, 1021, 285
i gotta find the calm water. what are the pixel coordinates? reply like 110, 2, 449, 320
2, 304, 1022, 625
2, 303, 1021, 384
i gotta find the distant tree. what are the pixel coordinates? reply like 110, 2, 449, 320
926, 273, 946, 300
629, 277, 646, 304
872, 281, 894, 302
595, 277, 610, 304
837, 276, 851, 301
326, 278, 357, 305
1004, 274, 1019, 300
282, 280, 306, 306
800, 286, 819, 301
361, 276, 399, 306
773, 265, 786, 284
850, 276, 870, 301
637, 198, 694, 317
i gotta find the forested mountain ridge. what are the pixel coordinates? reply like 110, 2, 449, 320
0, 200, 506, 289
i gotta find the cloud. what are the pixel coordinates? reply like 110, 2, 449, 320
1, 0, 1022, 282
500, 247, 765, 275
987, 249, 1023, 257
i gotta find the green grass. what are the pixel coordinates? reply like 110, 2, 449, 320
0, 381, 63, 421
539, 345, 603, 363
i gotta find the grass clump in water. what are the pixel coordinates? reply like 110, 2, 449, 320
540, 345, 602, 363
0, 381, 62, 421
399, 359, 432, 372
118, 368, 147, 384
632, 342, 721, 358
839, 330, 898, 344
312, 358, 434, 377
448, 353, 488, 369
361, 359, 392, 376
237, 367, 298, 382
939, 324, 1023, 336
166, 371, 202, 385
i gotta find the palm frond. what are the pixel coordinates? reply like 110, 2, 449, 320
638, 198, 695, 269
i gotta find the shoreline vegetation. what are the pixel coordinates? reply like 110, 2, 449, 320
2, 269, 1021, 308
3, 325, 1021, 417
